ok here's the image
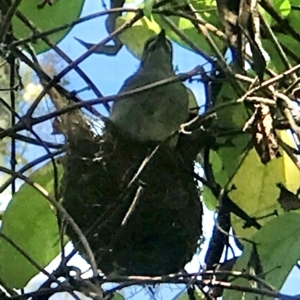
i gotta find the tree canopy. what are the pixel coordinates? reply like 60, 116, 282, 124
0, 0, 300, 299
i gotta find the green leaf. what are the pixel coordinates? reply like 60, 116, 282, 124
202, 186, 218, 210
210, 150, 229, 184
143, 0, 155, 20
229, 131, 300, 240
116, 13, 160, 58
224, 212, 300, 300
211, 82, 252, 184
288, 0, 300, 30
263, 33, 298, 73
0, 161, 63, 289
111, 293, 125, 300
202, 150, 228, 210
189, 0, 219, 25
273, 0, 291, 17
12, 0, 85, 54
177, 289, 205, 300
260, 0, 291, 25
117, 1, 223, 57
153, 0, 224, 56
202, 81, 252, 209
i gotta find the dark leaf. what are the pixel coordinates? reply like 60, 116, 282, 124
277, 183, 300, 211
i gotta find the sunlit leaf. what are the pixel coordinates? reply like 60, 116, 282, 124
143, 0, 155, 20
260, 0, 291, 25
229, 131, 300, 240
12, 0, 85, 54
273, 0, 291, 17
153, 0, 224, 55
0, 161, 63, 288
116, 13, 160, 58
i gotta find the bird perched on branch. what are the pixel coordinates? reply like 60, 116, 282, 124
60, 30, 202, 276
109, 30, 189, 145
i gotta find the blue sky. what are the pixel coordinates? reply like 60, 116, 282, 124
2, 0, 300, 298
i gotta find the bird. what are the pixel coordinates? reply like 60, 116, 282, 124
60, 31, 202, 277
109, 30, 189, 145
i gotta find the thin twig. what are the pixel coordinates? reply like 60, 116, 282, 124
0, 66, 201, 139
121, 186, 144, 226
0, 231, 58, 282
0, 166, 99, 276
0, 149, 63, 193
0, 0, 22, 42
14, 9, 107, 113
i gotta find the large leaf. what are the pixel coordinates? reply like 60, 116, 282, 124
203, 80, 300, 242
12, 0, 85, 54
211, 82, 252, 184
0, 161, 63, 288
201, 81, 252, 210
115, 13, 160, 58
143, 0, 155, 20
229, 131, 300, 240
224, 212, 300, 300
259, 0, 291, 25
117, 0, 223, 58
153, 0, 224, 55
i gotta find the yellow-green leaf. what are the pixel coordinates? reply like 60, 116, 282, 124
116, 13, 160, 59
0, 161, 63, 288
229, 131, 300, 240
153, 3, 224, 56
143, 0, 155, 20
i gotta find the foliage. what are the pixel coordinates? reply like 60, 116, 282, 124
0, 0, 300, 299
0, 161, 63, 288
12, 0, 85, 54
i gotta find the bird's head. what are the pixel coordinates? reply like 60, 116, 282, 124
140, 30, 173, 71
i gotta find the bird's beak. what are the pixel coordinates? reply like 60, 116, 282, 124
158, 29, 166, 41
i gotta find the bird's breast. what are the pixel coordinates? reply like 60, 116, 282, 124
110, 70, 189, 143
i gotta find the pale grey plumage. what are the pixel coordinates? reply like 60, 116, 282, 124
110, 30, 189, 144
